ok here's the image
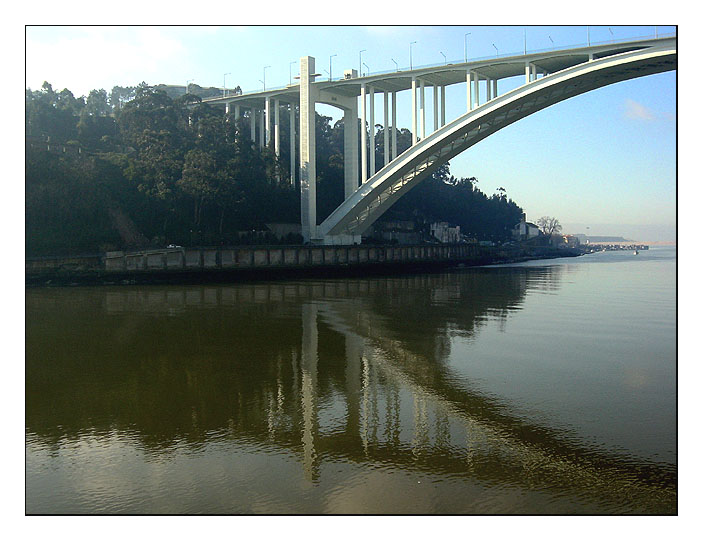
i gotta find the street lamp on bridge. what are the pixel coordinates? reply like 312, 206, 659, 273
410, 41, 417, 70
359, 49, 366, 77
223, 72, 231, 97
391, 58, 398, 71
440, 51, 447, 65
329, 54, 337, 81
262, 65, 271, 91
464, 33, 471, 63
492, 43, 499, 57
289, 61, 296, 85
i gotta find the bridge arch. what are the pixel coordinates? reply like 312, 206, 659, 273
317, 43, 676, 243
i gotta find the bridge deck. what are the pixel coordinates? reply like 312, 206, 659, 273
201, 35, 674, 107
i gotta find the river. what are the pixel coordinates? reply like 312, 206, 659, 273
25, 246, 676, 514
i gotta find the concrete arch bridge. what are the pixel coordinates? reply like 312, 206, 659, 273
202, 35, 676, 244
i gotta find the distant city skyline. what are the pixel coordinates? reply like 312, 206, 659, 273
25, 25, 677, 241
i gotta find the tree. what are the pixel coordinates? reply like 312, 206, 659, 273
536, 216, 562, 237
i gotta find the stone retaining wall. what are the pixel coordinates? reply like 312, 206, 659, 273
99, 244, 480, 274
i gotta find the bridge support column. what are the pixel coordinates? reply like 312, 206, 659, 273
383, 90, 389, 166
360, 83, 367, 183
250, 108, 256, 141
492, 79, 498, 99
441, 85, 446, 126
486, 78, 492, 100
344, 100, 359, 198
531, 63, 537, 81
525, 62, 531, 84
289, 104, 296, 187
299, 56, 318, 242
391, 91, 397, 159
433, 84, 439, 131
274, 99, 280, 158
411, 76, 417, 145
265, 96, 271, 147
369, 86, 375, 176
225, 102, 231, 115
466, 70, 471, 111
420, 79, 426, 139
259, 109, 264, 149
472, 71, 479, 109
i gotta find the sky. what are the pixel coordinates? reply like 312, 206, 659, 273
24, 24, 677, 241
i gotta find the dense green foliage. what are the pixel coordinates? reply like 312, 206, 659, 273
26, 81, 523, 256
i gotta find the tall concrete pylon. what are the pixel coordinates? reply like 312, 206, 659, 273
299, 56, 317, 242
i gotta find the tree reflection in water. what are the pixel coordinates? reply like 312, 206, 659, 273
26, 266, 676, 514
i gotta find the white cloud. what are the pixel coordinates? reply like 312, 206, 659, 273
624, 98, 655, 121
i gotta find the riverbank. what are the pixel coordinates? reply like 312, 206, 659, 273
26, 244, 581, 287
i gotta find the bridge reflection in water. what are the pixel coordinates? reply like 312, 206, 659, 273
25, 267, 675, 514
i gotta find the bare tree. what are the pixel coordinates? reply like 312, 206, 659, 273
537, 216, 562, 237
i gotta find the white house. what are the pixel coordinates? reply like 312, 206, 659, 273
512, 214, 541, 240
430, 222, 461, 243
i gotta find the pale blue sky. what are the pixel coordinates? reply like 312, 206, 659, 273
25, 25, 677, 240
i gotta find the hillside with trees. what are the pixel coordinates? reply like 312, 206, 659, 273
26, 81, 523, 256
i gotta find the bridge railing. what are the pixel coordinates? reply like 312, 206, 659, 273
203, 32, 676, 102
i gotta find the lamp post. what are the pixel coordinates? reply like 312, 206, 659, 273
359, 49, 366, 77
440, 51, 447, 65
329, 54, 337, 81
391, 58, 398, 71
464, 32, 470, 63
492, 43, 498, 57
363, 62, 369, 76
587, 26, 590, 46
262, 65, 270, 91
223, 72, 231, 97
289, 61, 296, 85
410, 41, 417, 70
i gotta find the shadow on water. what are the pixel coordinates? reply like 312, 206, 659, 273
26, 264, 676, 514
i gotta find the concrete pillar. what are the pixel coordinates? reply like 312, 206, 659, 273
466, 70, 472, 111
360, 84, 367, 183
369, 86, 375, 176
225, 102, 231, 115
274, 98, 280, 157
492, 79, 498, 99
525, 61, 531, 84
411, 76, 417, 145
420, 79, 425, 139
259, 109, 264, 149
391, 91, 397, 159
250, 108, 256, 141
300, 56, 317, 242
234, 104, 240, 120
343, 101, 359, 199
472, 71, 479, 109
486, 77, 492, 100
265, 96, 271, 146
383, 90, 389, 166
531, 63, 537, 81
440, 85, 446, 126
289, 104, 296, 187
433, 84, 439, 132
